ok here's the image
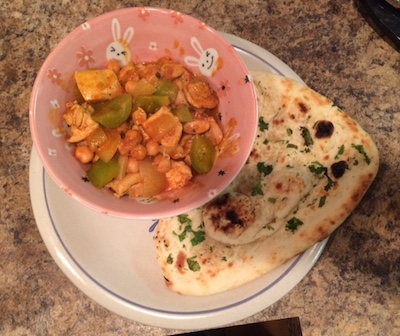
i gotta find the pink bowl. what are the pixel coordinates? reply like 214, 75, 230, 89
29, 7, 257, 219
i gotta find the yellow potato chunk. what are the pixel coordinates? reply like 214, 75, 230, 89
74, 69, 124, 102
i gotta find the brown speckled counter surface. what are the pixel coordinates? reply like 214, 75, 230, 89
1, 0, 399, 335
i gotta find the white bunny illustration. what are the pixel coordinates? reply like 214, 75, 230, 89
184, 37, 219, 77
106, 18, 134, 67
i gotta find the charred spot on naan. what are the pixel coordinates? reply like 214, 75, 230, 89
272, 118, 285, 126
315, 120, 334, 138
331, 161, 348, 178
176, 250, 187, 274
294, 98, 310, 114
203, 192, 256, 236
249, 148, 261, 161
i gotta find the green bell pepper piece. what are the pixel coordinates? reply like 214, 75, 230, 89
87, 157, 119, 189
190, 135, 216, 174
135, 95, 170, 114
155, 81, 179, 102
173, 106, 193, 123
134, 78, 156, 96
91, 93, 132, 128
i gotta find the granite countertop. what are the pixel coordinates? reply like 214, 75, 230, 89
1, 0, 399, 335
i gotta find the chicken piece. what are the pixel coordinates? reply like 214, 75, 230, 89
107, 172, 142, 198
182, 72, 218, 109
63, 102, 99, 143
166, 161, 193, 190
132, 107, 147, 126
173, 78, 189, 106
205, 117, 223, 145
135, 62, 162, 84
179, 134, 194, 166
118, 62, 140, 85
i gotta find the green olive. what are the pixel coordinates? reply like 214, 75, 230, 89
190, 135, 215, 174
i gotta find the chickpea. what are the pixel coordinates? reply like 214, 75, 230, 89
162, 144, 185, 160
131, 144, 147, 161
170, 145, 185, 160
118, 129, 143, 156
153, 154, 171, 173
125, 129, 143, 143
124, 80, 137, 95
126, 158, 139, 173
146, 140, 160, 156
74, 145, 94, 164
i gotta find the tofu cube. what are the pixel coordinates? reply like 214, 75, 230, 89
74, 69, 124, 102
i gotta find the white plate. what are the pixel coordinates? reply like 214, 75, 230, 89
29, 33, 327, 330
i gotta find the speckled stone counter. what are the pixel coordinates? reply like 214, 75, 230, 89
1, 1, 399, 335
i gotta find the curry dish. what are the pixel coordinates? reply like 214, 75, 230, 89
63, 57, 222, 198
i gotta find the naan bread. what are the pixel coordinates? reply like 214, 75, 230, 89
154, 72, 379, 296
